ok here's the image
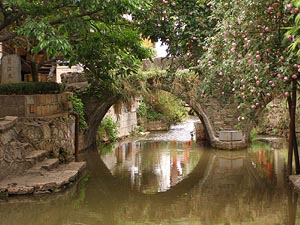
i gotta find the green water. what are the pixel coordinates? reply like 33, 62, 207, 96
0, 138, 298, 225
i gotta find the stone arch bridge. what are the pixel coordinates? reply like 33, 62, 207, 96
141, 71, 250, 149
80, 63, 252, 150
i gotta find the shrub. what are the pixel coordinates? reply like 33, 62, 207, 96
69, 95, 88, 130
98, 116, 118, 143
0, 82, 65, 95
137, 91, 187, 125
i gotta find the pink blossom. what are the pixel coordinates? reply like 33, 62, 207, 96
292, 74, 298, 79
255, 55, 262, 61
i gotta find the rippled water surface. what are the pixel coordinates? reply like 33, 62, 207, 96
0, 117, 299, 225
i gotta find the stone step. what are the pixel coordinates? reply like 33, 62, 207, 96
27, 158, 60, 173
0, 161, 86, 196
25, 150, 48, 163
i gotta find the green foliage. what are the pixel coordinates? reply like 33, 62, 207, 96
198, 0, 297, 120
98, 142, 116, 154
135, 0, 215, 68
0, 82, 64, 95
137, 91, 187, 125
285, 0, 300, 55
250, 129, 258, 141
69, 95, 88, 130
1, 0, 152, 95
98, 116, 118, 143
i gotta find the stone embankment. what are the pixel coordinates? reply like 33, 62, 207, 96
0, 115, 86, 197
0, 149, 86, 196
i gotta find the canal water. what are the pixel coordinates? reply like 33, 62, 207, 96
0, 117, 299, 225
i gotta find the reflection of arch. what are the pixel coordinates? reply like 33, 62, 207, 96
82, 148, 290, 225
0, 148, 292, 225
85, 148, 211, 201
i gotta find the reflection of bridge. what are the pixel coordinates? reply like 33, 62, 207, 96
0, 148, 293, 225
82, 58, 253, 150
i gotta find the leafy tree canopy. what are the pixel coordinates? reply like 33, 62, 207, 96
0, 0, 151, 83
134, 0, 215, 68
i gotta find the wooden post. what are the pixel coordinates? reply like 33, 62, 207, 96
69, 111, 79, 162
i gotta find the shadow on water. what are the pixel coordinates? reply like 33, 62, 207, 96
0, 118, 300, 224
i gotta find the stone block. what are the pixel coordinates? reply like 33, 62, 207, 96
195, 122, 206, 141
219, 130, 243, 141
36, 106, 42, 116
1, 54, 22, 83
0, 117, 18, 131
25, 95, 34, 105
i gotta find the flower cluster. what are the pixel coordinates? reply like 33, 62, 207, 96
200, 0, 298, 118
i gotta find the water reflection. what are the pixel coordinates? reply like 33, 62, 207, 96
0, 140, 299, 225
101, 141, 199, 193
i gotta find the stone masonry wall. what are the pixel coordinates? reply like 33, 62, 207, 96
0, 92, 72, 118
0, 115, 75, 179
105, 100, 139, 138
0, 116, 34, 179
201, 97, 240, 137
14, 115, 75, 157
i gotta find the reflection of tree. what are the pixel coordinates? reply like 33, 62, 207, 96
288, 189, 298, 225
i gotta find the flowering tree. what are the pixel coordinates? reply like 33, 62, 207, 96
134, 0, 215, 69
137, 0, 300, 174
284, 0, 300, 175
199, 0, 300, 175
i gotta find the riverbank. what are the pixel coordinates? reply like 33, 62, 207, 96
0, 160, 86, 197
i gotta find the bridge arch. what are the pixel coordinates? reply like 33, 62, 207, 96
72, 66, 252, 150
145, 71, 250, 150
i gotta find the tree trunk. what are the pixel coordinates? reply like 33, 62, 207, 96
30, 61, 39, 82
288, 95, 294, 175
292, 79, 300, 174
287, 79, 300, 175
